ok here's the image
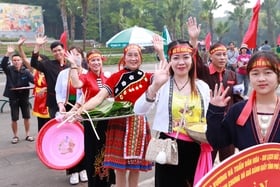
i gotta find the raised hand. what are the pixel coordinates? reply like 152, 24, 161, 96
152, 34, 164, 53
17, 37, 26, 46
210, 83, 231, 107
152, 60, 172, 91
65, 50, 80, 67
6, 45, 15, 56
152, 34, 167, 64
186, 17, 201, 47
35, 35, 48, 46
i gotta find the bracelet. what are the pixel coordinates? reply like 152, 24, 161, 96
145, 87, 156, 102
71, 67, 78, 69
146, 91, 155, 102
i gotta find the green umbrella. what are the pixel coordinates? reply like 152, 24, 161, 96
162, 25, 172, 59
106, 26, 165, 48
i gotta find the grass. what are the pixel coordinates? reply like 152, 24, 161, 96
0, 42, 158, 65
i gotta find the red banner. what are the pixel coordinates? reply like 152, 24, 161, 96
60, 31, 68, 51
204, 32, 211, 51
196, 143, 280, 187
277, 34, 280, 45
242, 0, 261, 49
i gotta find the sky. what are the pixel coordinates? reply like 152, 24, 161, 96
213, 0, 264, 18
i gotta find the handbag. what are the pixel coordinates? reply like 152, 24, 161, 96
145, 97, 189, 165
145, 136, 178, 165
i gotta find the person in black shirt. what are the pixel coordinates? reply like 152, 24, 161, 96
1, 45, 34, 144
31, 35, 69, 120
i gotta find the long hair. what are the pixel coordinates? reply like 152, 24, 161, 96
167, 40, 201, 95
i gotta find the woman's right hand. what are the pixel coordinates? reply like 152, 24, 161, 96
210, 83, 231, 107
65, 51, 80, 67
152, 60, 172, 91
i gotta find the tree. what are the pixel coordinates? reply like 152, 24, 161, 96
59, 0, 68, 36
80, 0, 88, 50
262, 0, 279, 47
214, 21, 230, 42
227, 0, 251, 44
201, 0, 221, 43
65, 0, 82, 41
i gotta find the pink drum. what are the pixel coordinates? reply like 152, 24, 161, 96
36, 119, 84, 170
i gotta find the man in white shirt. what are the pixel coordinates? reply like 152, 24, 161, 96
226, 41, 239, 71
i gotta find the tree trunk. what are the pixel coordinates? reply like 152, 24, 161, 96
266, 0, 274, 47
81, 0, 88, 51
239, 18, 244, 45
209, 13, 213, 44
70, 15, 76, 41
60, 0, 69, 36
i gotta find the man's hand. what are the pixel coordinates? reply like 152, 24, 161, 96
17, 37, 26, 46
6, 45, 15, 56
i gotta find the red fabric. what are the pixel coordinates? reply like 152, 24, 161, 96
79, 71, 108, 102
204, 32, 211, 51
277, 34, 280, 45
32, 70, 49, 118
242, 0, 261, 48
60, 31, 68, 51
236, 90, 256, 126
69, 82, 76, 95
105, 70, 153, 104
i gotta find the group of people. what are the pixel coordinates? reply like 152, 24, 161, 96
1, 16, 280, 187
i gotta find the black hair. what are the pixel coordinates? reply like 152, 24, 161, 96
68, 46, 85, 59
167, 39, 201, 95
12, 53, 21, 58
50, 41, 64, 50
247, 51, 280, 83
38, 54, 49, 62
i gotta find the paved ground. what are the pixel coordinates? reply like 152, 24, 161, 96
0, 64, 156, 187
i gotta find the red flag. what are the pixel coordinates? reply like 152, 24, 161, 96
60, 31, 68, 50
277, 34, 280, 45
204, 32, 211, 51
242, 0, 261, 48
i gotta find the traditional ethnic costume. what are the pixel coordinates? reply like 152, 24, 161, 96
134, 78, 212, 186
207, 91, 280, 150
32, 70, 50, 131
79, 70, 115, 186
103, 68, 153, 171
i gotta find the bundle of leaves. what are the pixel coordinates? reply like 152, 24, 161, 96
83, 99, 133, 118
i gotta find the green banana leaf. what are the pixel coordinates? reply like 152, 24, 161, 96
82, 99, 133, 118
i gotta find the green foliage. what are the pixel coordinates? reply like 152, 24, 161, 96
0, 0, 280, 47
